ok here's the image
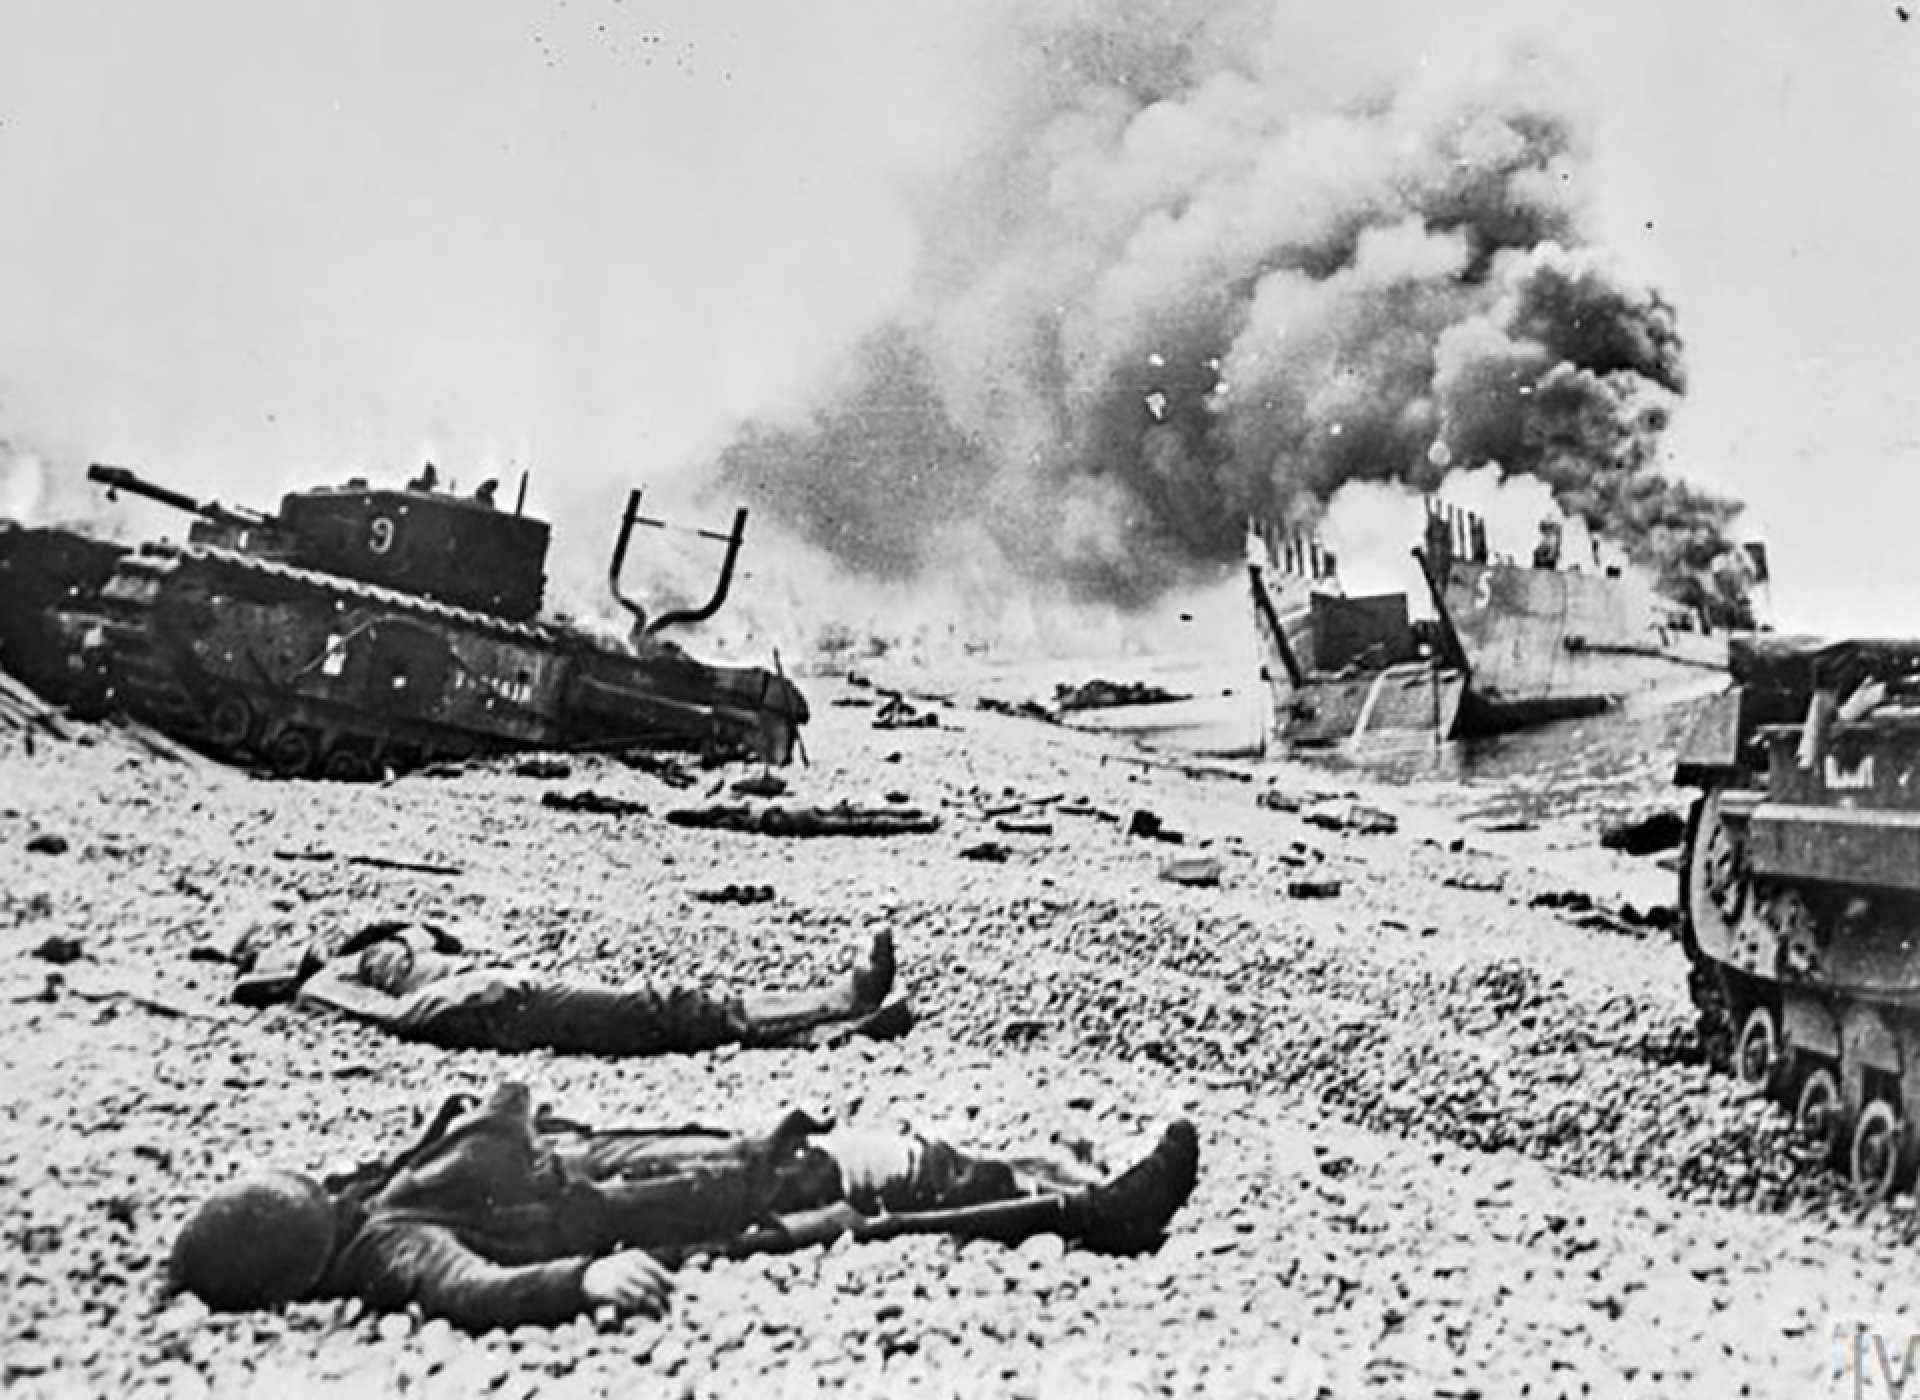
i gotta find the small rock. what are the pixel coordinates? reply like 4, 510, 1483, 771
689, 884, 776, 906
25, 833, 68, 855
1304, 803, 1397, 836
415, 1317, 458, 1363
1442, 871, 1506, 893
31, 935, 84, 965
1344, 804, 1398, 836
4, 1342, 57, 1376
732, 771, 788, 799
1015, 1233, 1067, 1266
1288, 879, 1342, 899
996, 819, 1054, 836
1159, 857, 1222, 888
141, 1362, 211, 1400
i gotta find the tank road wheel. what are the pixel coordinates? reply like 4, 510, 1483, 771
1796, 1067, 1845, 1163
268, 730, 318, 779
1850, 1099, 1913, 1202
1686, 790, 1749, 943
1680, 792, 1749, 1071
1734, 1006, 1783, 1096
321, 746, 374, 783
208, 697, 254, 753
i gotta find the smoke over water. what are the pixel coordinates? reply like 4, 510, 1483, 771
712, 0, 1748, 631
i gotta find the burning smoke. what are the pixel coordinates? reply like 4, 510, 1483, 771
711, 0, 1748, 622
0, 437, 122, 533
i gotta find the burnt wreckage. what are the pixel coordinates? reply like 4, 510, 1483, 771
0, 465, 806, 777
1678, 635, 1920, 1197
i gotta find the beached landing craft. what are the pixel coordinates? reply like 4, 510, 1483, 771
0, 464, 807, 777
1245, 521, 1464, 752
1415, 502, 1736, 733
1677, 636, 1920, 1199
1247, 503, 1755, 755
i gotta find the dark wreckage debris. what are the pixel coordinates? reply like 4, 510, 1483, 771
1052, 678, 1188, 713
540, 789, 651, 818
873, 694, 940, 730
665, 802, 941, 837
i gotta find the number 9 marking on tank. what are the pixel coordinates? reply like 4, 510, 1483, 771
369, 517, 396, 555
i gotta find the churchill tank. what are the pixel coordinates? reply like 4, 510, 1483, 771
1676, 634, 1920, 1197
5, 463, 806, 777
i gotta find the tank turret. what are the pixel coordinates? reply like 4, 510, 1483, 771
271, 482, 548, 621
88, 463, 549, 621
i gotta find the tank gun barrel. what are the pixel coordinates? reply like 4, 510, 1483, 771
87, 464, 266, 525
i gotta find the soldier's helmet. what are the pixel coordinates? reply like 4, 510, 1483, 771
169, 1171, 336, 1310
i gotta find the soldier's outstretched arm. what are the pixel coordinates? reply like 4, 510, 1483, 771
294, 961, 408, 1029
337, 1219, 670, 1330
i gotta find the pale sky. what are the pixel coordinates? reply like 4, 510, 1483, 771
1, 0, 1917, 636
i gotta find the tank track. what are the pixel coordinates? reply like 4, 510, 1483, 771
1680, 785, 1920, 1200
1675, 796, 1739, 1070
70, 541, 752, 779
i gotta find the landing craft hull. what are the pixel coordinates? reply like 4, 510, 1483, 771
1427, 555, 1730, 736
1264, 658, 1467, 750
1247, 553, 1464, 752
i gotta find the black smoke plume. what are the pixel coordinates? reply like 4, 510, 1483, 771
712, 1, 1747, 617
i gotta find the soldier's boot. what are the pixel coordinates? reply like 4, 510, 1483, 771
845, 1120, 1199, 1254
1057, 1119, 1199, 1253
735, 932, 895, 1044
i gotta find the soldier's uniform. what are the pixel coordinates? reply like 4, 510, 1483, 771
170, 1082, 1201, 1329
242, 923, 907, 1055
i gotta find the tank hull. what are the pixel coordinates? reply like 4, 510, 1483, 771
49, 542, 806, 776
0, 524, 129, 714
1676, 634, 1920, 1197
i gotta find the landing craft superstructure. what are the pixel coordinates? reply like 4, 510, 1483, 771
0, 464, 807, 777
1417, 502, 1734, 732
1676, 636, 1920, 1198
